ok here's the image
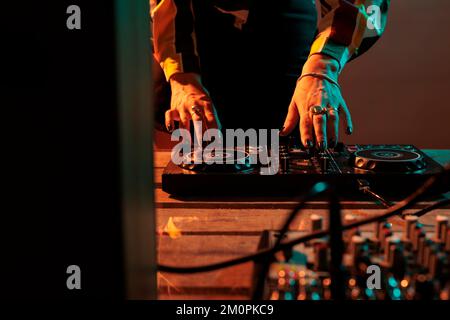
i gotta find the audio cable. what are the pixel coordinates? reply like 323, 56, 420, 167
158, 165, 450, 274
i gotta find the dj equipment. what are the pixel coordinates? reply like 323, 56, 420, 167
252, 214, 450, 300
162, 143, 447, 197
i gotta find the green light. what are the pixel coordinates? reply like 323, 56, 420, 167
393, 288, 401, 299
289, 279, 296, 286
284, 292, 293, 300
388, 277, 398, 287
311, 292, 320, 300
312, 182, 328, 193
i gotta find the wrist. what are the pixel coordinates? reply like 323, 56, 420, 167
169, 72, 202, 87
302, 54, 340, 80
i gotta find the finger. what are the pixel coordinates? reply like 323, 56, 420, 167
340, 98, 353, 135
179, 109, 191, 133
300, 113, 314, 149
327, 107, 339, 148
165, 109, 179, 132
280, 98, 299, 136
313, 113, 327, 151
190, 105, 204, 123
201, 101, 221, 131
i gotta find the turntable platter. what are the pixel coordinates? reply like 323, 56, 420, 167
179, 148, 254, 172
353, 148, 426, 172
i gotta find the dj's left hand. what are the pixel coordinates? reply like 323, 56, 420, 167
280, 54, 353, 151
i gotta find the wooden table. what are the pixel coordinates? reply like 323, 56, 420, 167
155, 150, 450, 300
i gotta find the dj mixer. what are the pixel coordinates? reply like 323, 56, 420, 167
253, 214, 450, 300
162, 143, 447, 197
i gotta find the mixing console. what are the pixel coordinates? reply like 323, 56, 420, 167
253, 214, 450, 300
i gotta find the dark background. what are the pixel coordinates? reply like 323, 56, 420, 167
341, 0, 450, 148
3, 1, 125, 298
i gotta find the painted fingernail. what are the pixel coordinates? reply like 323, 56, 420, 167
318, 141, 324, 151
346, 126, 353, 135
305, 140, 314, 149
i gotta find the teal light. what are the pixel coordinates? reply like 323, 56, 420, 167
365, 288, 374, 297
311, 292, 320, 300
284, 292, 293, 300
388, 277, 398, 287
312, 182, 328, 193
393, 288, 401, 299
289, 279, 296, 286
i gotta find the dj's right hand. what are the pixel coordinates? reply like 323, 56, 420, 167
166, 73, 221, 133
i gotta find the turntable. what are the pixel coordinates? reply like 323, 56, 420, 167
162, 144, 447, 198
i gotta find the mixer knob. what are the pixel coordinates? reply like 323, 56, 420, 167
378, 221, 392, 246
422, 239, 434, 268
412, 223, 424, 251
403, 215, 419, 241
416, 233, 426, 265
429, 252, 446, 279
435, 215, 448, 243
320, 155, 329, 172
384, 236, 401, 267
345, 214, 359, 241
280, 154, 290, 174
313, 241, 329, 271
350, 235, 366, 268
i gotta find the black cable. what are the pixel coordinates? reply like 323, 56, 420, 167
405, 198, 450, 218
158, 165, 450, 274
357, 179, 392, 208
157, 196, 449, 274
252, 182, 330, 299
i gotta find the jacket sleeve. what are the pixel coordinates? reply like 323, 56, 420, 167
150, 0, 200, 81
309, 0, 390, 71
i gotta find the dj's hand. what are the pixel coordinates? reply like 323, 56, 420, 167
166, 73, 221, 133
280, 54, 353, 151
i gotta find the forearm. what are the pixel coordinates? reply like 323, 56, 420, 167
301, 54, 340, 81
150, 0, 200, 81
310, 0, 390, 71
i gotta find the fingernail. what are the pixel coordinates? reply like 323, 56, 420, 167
346, 126, 353, 135
305, 139, 314, 149
318, 141, 327, 151
166, 124, 173, 132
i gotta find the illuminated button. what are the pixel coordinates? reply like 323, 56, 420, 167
284, 292, 293, 300
392, 288, 401, 299
400, 279, 409, 288
388, 276, 398, 287
348, 278, 356, 287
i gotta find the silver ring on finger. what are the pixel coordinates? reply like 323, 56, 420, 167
326, 105, 340, 114
190, 105, 204, 117
309, 105, 328, 116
